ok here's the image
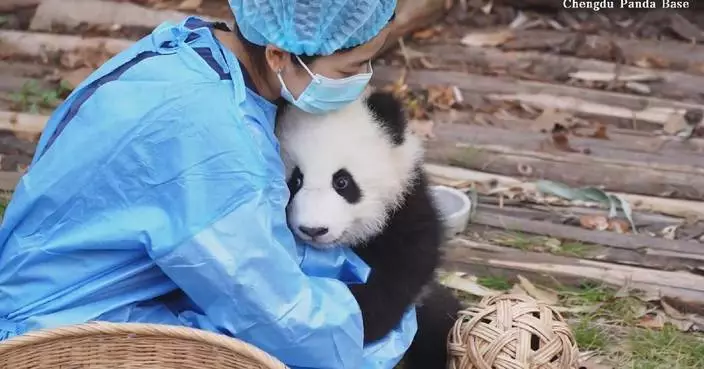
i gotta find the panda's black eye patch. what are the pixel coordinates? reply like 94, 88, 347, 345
332, 169, 361, 204
287, 166, 304, 197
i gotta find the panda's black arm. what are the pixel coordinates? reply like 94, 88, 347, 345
349, 267, 423, 343
350, 175, 443, 343
349, 233, 439, 343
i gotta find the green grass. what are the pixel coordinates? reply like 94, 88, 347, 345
559, 281, 614, 306
573, 319, 611, 351
556, 241, 592, 257
489, 231, 592, 258
0, 197, 7, 219
627, 325, 704, 369
476, 275, 512, 291
10, 80, 71, 113
559, 282, 646, 326
552, 281, 704, 368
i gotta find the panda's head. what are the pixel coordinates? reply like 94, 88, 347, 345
276, 90, 424, 248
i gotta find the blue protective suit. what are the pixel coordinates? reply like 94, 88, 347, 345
0, 17, 416, 369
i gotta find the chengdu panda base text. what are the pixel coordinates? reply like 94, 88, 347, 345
276, 90, 463, 369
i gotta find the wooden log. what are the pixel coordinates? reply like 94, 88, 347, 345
441, 238, 704, 311
412, 43, 704, 102
477, 200, 682, 227
467, 209, 700, 272
0, 30, 133, 59
432, 120, 702, 167
428, 109, 704, 156
371, 65, 704, 127
424, 163, 704, 219
425, 122, 704, 201
497, 29, 704, 75
0, 111, 48, 134
471, 210, 704, 256
29, 0, 226, 32
477, 201, 682, 227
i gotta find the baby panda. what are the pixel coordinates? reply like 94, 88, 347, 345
276, 90, 462, 369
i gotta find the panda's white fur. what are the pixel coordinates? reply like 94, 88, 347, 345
276, 90, 424, 247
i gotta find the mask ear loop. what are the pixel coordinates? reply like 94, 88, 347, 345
277, 67, 300, 103
295, 55, 321, 84
275, 68, 284, 86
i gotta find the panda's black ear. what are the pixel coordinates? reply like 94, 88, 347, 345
365, 91, 406, 146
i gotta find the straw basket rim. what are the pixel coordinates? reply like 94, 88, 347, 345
0, 321, 289, 369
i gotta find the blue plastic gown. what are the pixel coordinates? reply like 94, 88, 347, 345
0, 17, 416, 369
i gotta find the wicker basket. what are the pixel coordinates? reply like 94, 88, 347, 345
447, 294, 579, 369
0, 321, 290, 369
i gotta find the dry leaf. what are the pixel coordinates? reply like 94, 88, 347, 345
440, 272, 502, 297
177, 0, 202, 10
663, 113, 691, 136
460, 30, 513, 47
661, 225, 679, 240
633, 288, 662, 302
668, 317, 695, 332
517, 275, 558, 304
426, 86, 457, 110
607, 218, 630, 234
625, 81, 651, 95
580, 215, 610, 231
408, 120, 435, 140
634, 55, 670, 69
412, 28, 437, 40
550, 124, 580, 153
638, 312, 693, 332
661, 300, 687, 320
590, 124, 609, 139
509, 283, 527, 296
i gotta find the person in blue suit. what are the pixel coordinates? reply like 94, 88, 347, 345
0, 1, 418, 368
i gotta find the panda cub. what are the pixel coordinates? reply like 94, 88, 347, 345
276, 90, 462, 369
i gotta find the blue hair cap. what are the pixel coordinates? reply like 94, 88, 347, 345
229, 0, 397, 56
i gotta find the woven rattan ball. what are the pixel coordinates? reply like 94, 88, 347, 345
448, 294, 579, 369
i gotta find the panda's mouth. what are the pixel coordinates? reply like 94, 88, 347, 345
294, 230, 347, 249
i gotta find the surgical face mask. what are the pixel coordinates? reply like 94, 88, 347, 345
278, 55, 373, 115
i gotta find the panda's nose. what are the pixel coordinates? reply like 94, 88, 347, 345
299, 226, 329, 238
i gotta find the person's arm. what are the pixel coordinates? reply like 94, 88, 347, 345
131, 91, 365, 369
149, 194, 365, 369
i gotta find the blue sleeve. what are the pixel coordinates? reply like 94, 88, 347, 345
150, 192, 366, 369
131, 90, 365, 369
